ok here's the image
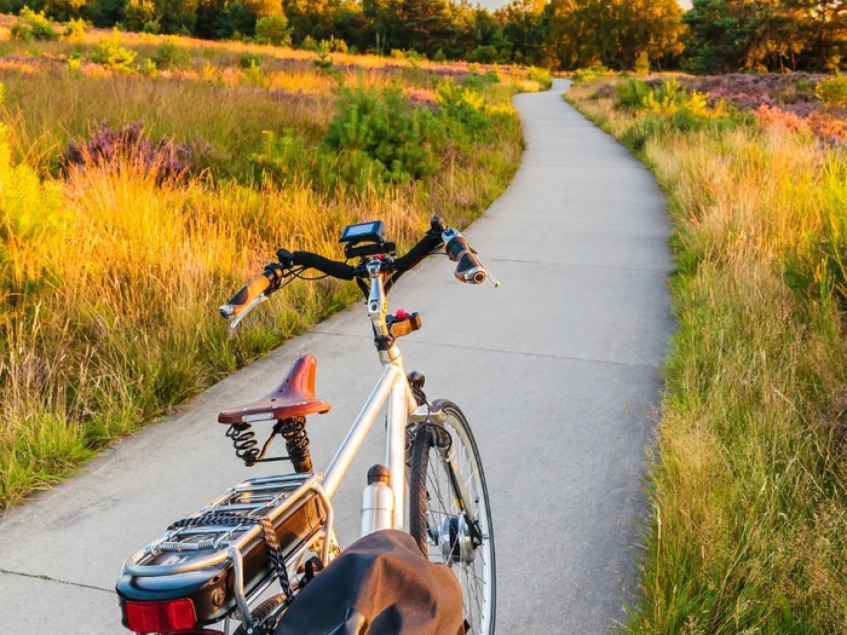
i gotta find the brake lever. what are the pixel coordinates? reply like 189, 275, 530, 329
479, 257, 500, 288
226, 293, 268, 334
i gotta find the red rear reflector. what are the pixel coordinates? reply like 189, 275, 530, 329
125, 598, 197, 632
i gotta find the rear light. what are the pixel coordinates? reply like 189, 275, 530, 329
125, 598, 197, 632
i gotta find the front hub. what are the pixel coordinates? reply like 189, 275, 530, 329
440, 516, 475, 565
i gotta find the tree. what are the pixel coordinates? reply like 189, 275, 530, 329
789, 0, 847, 70
154, 0, 198, 33
498, 0, 546, 65
255, 12, 290, 43
616, 0, 685, 69
361, 0, 402, 53
399, 0, 461, 58
282, 0, 338, 44
682, 0, 842, 73
682, 0, 747, 72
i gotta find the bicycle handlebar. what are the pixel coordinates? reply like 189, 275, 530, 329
220, 217, 496, 327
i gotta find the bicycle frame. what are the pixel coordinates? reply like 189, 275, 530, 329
322, 257, 416, 532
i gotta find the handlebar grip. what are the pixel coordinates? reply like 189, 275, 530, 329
292, 251, 355, 280
445, 234, 487, 285
219, 271, 274, 320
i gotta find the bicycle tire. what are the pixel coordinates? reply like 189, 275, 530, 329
232, 593, 288, 635
408, 399, 495, 635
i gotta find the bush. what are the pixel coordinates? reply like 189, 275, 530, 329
634, 51, 650, 76
63, 18, 88, 42
436, 77, 489, 138
0, 83, 64, 301
63, 121, 198, 182
91, 30, 137, 71
815, 75, 847, 110
323, 84, 444, 184
238, 52, 260, 69
10, 7, 59, 42
468, 45, 498, 64
616, 78, 650, 109
255, 15, 290, 46
621, 114, 665, 151
151, 37, 190, 70
528, 67, 552, 90
322, 36, 347, 53
641, 78, 711, 117
572, 64, 611, 83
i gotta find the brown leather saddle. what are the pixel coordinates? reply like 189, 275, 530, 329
218, 354, 331, 425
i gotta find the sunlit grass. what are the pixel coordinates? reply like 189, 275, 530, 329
0, 31, 529, 508
567, 79, 847, 633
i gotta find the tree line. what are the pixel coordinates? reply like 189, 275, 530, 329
3, 0, 846, 72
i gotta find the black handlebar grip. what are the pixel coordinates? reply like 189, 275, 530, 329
292, 251, 356, 280
445, 235, 486, 284
391, 230, 444, 274
220, 271, 273, 320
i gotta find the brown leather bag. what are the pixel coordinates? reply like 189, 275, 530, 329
275, 529, 464, 635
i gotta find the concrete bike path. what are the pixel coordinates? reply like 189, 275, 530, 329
0, 78, 674, 633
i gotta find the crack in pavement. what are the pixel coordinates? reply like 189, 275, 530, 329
0, 568, 113, 594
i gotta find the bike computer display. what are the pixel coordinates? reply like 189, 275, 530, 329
340, 221, 386, 244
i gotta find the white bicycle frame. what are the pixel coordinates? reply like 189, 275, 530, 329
322, 258, 420, 533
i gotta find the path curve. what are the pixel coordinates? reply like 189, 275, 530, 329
0, 78, 673, 633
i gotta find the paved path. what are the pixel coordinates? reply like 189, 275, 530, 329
0, 78, 673, 633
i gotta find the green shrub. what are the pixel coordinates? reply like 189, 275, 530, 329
634, 51, 650, 76
815, 75, 847, 110
255, 15, 291, 46
621, 114, 665, 151
616, 78, 650, 109
0, 84, 64, 300
91, 30, 137, 71
323, 84, 444, 184
10, 7, 59, 42
311, 42, 334, 73
436, 77, 489, 138
249, 130, 385, 194
151, 37, 190, 70
572, 64, 611, 83
528, 66, 552, 90
322, 36, 347, 53
468, 45, 498, 64
641, 78, 711, 117
238, 52, 260, 69
433, 48, 446, 62
63, 18, 88, 42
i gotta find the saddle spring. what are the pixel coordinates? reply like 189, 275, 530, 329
226, 416, 312, 473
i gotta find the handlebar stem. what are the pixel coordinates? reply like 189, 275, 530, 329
366, 260, 397, 361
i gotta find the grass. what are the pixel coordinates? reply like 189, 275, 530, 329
566, 78, 847, 632
0, 26, 531, 509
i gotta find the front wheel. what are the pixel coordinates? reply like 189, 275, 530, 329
408, 400, 495, 635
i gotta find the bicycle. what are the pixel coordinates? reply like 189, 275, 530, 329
116, 216, 497, 635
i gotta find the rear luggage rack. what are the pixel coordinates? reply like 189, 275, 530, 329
117, 473, 333, 628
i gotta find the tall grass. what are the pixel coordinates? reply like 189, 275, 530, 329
0, 32, 526, 508
567, 80, 847, 632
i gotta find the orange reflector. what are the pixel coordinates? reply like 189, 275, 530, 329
125, 598, 197, 632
